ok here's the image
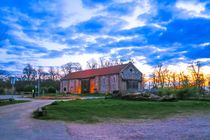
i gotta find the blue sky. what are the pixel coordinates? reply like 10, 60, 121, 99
0, 0, 210, 74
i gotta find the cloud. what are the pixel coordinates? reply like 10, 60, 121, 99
175, 0, 210, 19
104, 2, 135, 16
0, 0, 210, 75
120, 0, 153, 29
81, 0, 111, 8
58, 0, 103, 28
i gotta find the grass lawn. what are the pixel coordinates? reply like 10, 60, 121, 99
0, 100, 28, 106
34, 99, 210, 123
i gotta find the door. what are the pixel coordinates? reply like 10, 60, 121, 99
81, 79, 90, 93
126, 80, 138, 92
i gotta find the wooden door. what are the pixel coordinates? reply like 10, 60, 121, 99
81, 79, 90, 93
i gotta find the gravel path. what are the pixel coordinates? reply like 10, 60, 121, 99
1, 99, 210, 140
67, 115, 210, 140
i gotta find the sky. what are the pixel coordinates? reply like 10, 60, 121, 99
0, 0, 210, 75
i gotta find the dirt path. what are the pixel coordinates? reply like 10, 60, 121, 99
1, 99, 210, 140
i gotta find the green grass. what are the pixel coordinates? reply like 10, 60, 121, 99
34, 99, 210, 123
0, 100, 28, 106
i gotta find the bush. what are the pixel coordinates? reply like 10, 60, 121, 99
175, 87, 198, 99
24, 85, 34, 92
156, 88, 175, 97
51, 101, 59, 105
155, 87, 198, 100
40, 80, 60, 91
0, 88, 4, 94
112, 90, 120, 94
33, 107, 47, 118
41, 87, 48, 94
9, 98, 14, 102
48, 86, 56, 93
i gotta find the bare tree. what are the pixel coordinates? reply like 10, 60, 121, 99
188, 61, 205, 93
48, 66, 56, 80
55, 67, 61, 80
37, 66, 44, 80
99, 57, 106, 68
99, 57, 112, 67
23, 64, 36, 81
99, 57, 123, 68
171, 72, 177, 88
178, 72, 190, 88
150, 73, 157, 88
61, 62, 82, 75
156, 64, 167, 88
87, 58, 98, 69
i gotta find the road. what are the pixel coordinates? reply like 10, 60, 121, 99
1, 97, 210, 140
0, 99, 71, 140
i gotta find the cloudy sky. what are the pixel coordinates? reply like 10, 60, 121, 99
0, 0, 210, 74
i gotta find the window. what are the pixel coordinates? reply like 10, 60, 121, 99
127, 81, 138, 90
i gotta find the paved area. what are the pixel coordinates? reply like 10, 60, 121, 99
1, 97, 210, 140
0, 99, 71, 140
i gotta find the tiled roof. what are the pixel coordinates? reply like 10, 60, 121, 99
63, 63, 129, 80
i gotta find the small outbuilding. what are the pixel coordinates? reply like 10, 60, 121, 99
60, 62, 143, 94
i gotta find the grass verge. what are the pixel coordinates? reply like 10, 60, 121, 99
0, 99, 28, 106
34, 99, 210, 123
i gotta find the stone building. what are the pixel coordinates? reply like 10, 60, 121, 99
60, 62, 143, 94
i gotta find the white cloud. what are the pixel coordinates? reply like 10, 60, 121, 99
38, 39, 69, 51
113, 0, 134, 3
175, 0, 210, 19
133, 57, 153, 76
176, 1, 205, 13
199, 42, 210, 47
58, 0, 103, 28
167, 62, 189, 73
121, 0, 152, 29
37, 53, 104, 69
202, 65, 210, 75
195, 58, 210, 63
11, 29, 69, 51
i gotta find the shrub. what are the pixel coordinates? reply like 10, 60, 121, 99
51, 101, 59, 105
24, 85, 34, 92
156, 87, 198, 100
175, 87, 198, 99
41, 87, 48, 94
9, 98, 14, 102
48, 86, 56, 93
0, 88, 4, 94
33, 107, 47, 118
112, 90, 120, 94
156, 88, 175, 97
